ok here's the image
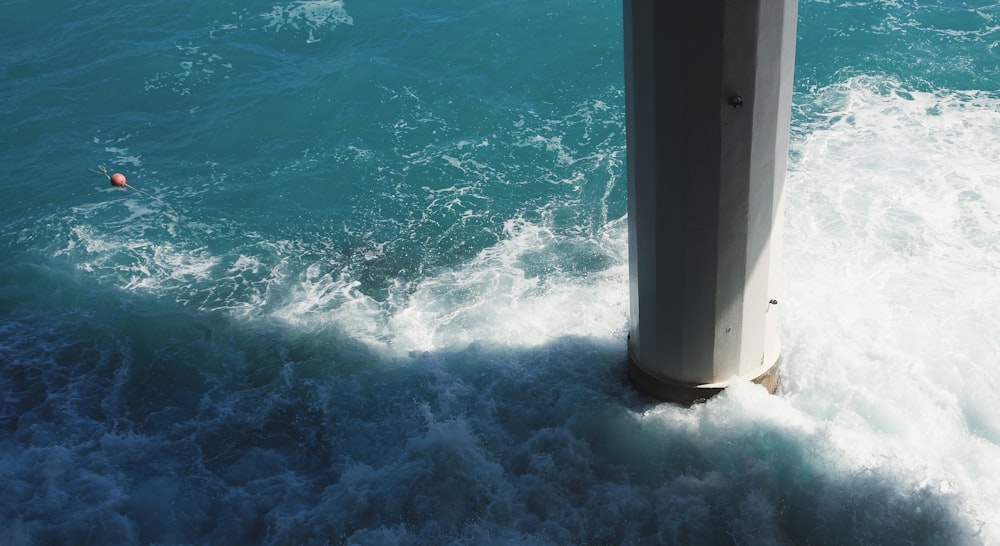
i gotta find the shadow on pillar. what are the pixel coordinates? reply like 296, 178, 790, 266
627, 354, 781, 406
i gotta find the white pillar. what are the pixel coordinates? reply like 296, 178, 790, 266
623, 0, 797, 404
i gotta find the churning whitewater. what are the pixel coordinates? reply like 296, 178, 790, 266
1, 0, 998, 544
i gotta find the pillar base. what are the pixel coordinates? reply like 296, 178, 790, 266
627, 357, 780, 406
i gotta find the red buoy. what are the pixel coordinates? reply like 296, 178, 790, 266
110, 173, 127, 187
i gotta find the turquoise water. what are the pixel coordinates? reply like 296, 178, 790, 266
2, 0, 999, 544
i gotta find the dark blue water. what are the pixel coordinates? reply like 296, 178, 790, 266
2, 1, 999, 544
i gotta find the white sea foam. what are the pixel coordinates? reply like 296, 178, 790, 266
778, 76, 1000, 542
143, 44, 235, 96
103, 146, 143, 168
54, 199, 220, 305
386, 216, 629, 353
260, 0, 353, 43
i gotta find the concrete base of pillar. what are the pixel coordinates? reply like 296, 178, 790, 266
627, 357, 780, 406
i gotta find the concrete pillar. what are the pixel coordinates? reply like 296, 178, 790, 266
623, 0, 797, 404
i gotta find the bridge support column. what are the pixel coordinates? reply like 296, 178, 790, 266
623, 0, 797, 404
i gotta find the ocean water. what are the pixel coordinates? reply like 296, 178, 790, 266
1, 0, 998, 544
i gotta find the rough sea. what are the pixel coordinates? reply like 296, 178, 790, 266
2, 0, 999, 544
